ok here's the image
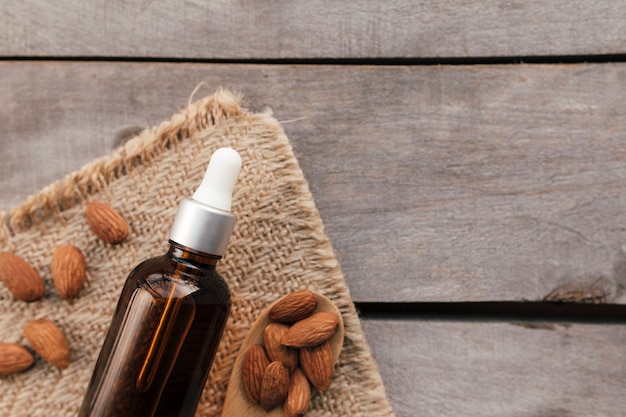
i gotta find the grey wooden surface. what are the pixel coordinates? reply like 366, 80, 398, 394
363, 319, 626, 416
2, 1, 626, 58
2, 2, 626, 416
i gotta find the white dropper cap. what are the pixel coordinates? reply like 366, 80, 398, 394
169, 147, 242, 256
192, 147, 242, 212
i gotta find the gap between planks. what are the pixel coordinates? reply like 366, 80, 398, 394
2, 53, 626, 66
356, 301, 626, 324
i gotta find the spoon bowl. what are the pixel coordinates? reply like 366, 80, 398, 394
222, 292, 344, 416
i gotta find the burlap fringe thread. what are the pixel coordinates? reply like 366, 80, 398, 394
0, 89, 395, 417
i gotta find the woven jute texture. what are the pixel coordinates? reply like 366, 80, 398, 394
0, 90, 395, 417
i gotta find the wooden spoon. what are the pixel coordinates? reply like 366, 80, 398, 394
221, 292, 345, 417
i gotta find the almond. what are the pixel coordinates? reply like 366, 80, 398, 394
23, 319, 70, 369
259, 361, 290, 411
264, 323, 298, 373
282, 311, 339, 348
86, 201, 129, 244
299, 342, 333, 391
0, 342, 35, 376
51, 244, 86, 301
269, 290, 318, 323
0, 252, 45, 302
243, 344, 270, 405
284, 368, 310, 417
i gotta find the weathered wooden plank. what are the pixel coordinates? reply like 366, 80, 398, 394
1, 1, 626, 59
2, 62, 626, 304
361, 319, 626, 417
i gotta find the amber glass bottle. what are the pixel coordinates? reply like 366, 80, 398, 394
79, 148, 242, 417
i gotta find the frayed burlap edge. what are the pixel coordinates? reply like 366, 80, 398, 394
0, 89, 395, 416
0, 89, 241, 238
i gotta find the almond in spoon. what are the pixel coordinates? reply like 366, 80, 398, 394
259, 361, 290, 412
264, 323, 298, 373
299, 342, 333, 391
243, 344, 270, 405
281, 311, 339, 348
268, 290, 318, 323
284, 368, 310, 417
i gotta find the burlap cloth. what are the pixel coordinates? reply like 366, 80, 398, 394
0, 90, 395, 417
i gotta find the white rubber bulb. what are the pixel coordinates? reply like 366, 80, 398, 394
192, 147, 242, 212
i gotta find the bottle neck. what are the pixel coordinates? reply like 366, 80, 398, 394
167, 241, 221, 269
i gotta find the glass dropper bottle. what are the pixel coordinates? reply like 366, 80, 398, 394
79, 147, 242, 417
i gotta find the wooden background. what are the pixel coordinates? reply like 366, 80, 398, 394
2, 1, 626, 415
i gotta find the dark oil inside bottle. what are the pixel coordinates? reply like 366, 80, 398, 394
153, 269, 230, 416
79, 244, 231, 417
